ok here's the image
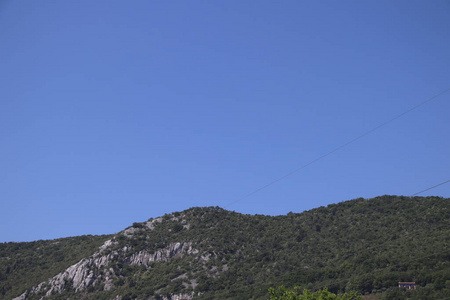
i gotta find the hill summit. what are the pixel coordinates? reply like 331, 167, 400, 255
2, 195, 449, 299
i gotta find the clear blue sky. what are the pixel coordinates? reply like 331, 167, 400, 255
1, 1, 449, 242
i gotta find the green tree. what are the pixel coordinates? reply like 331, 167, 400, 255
268, 286, 361, 300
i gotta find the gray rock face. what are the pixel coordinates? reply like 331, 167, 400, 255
124, 242, 198, 266
161, 293, 195, 300
13, 239, 197, 300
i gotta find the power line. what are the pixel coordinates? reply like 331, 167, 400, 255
225, 88, 450, 208
411, 179, 450, 196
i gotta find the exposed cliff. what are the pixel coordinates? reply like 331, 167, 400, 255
13, 215, 200, 300
14, 239, 197, 300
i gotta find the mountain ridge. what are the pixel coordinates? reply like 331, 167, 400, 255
1, 195, 449, 299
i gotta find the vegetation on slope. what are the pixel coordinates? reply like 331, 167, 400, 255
0, 234, 112, 300
1, 196, 449, 299
269, 286, 361, 299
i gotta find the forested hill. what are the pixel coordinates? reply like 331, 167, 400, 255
1, 196, 449, 300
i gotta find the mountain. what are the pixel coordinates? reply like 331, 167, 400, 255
1, 196, 449, 300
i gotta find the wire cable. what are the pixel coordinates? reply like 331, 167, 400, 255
411, 179, 450, 196
225, 88, 450, 208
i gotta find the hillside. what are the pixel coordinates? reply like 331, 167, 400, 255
2, 196, 449, 299
0, 235, 112, 300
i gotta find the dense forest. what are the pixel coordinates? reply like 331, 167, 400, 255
1, 195, 449, 299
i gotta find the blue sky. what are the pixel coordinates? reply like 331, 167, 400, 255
1, 1, 449, 242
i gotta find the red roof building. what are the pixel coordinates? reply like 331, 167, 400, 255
398, 282, 416, 290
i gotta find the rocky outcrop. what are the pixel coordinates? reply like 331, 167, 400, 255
160, 293, 195, 300
124, 242, 198, 266
112, 293, 195, 300
13, 239, 118, 299
13, 239, 197, 300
